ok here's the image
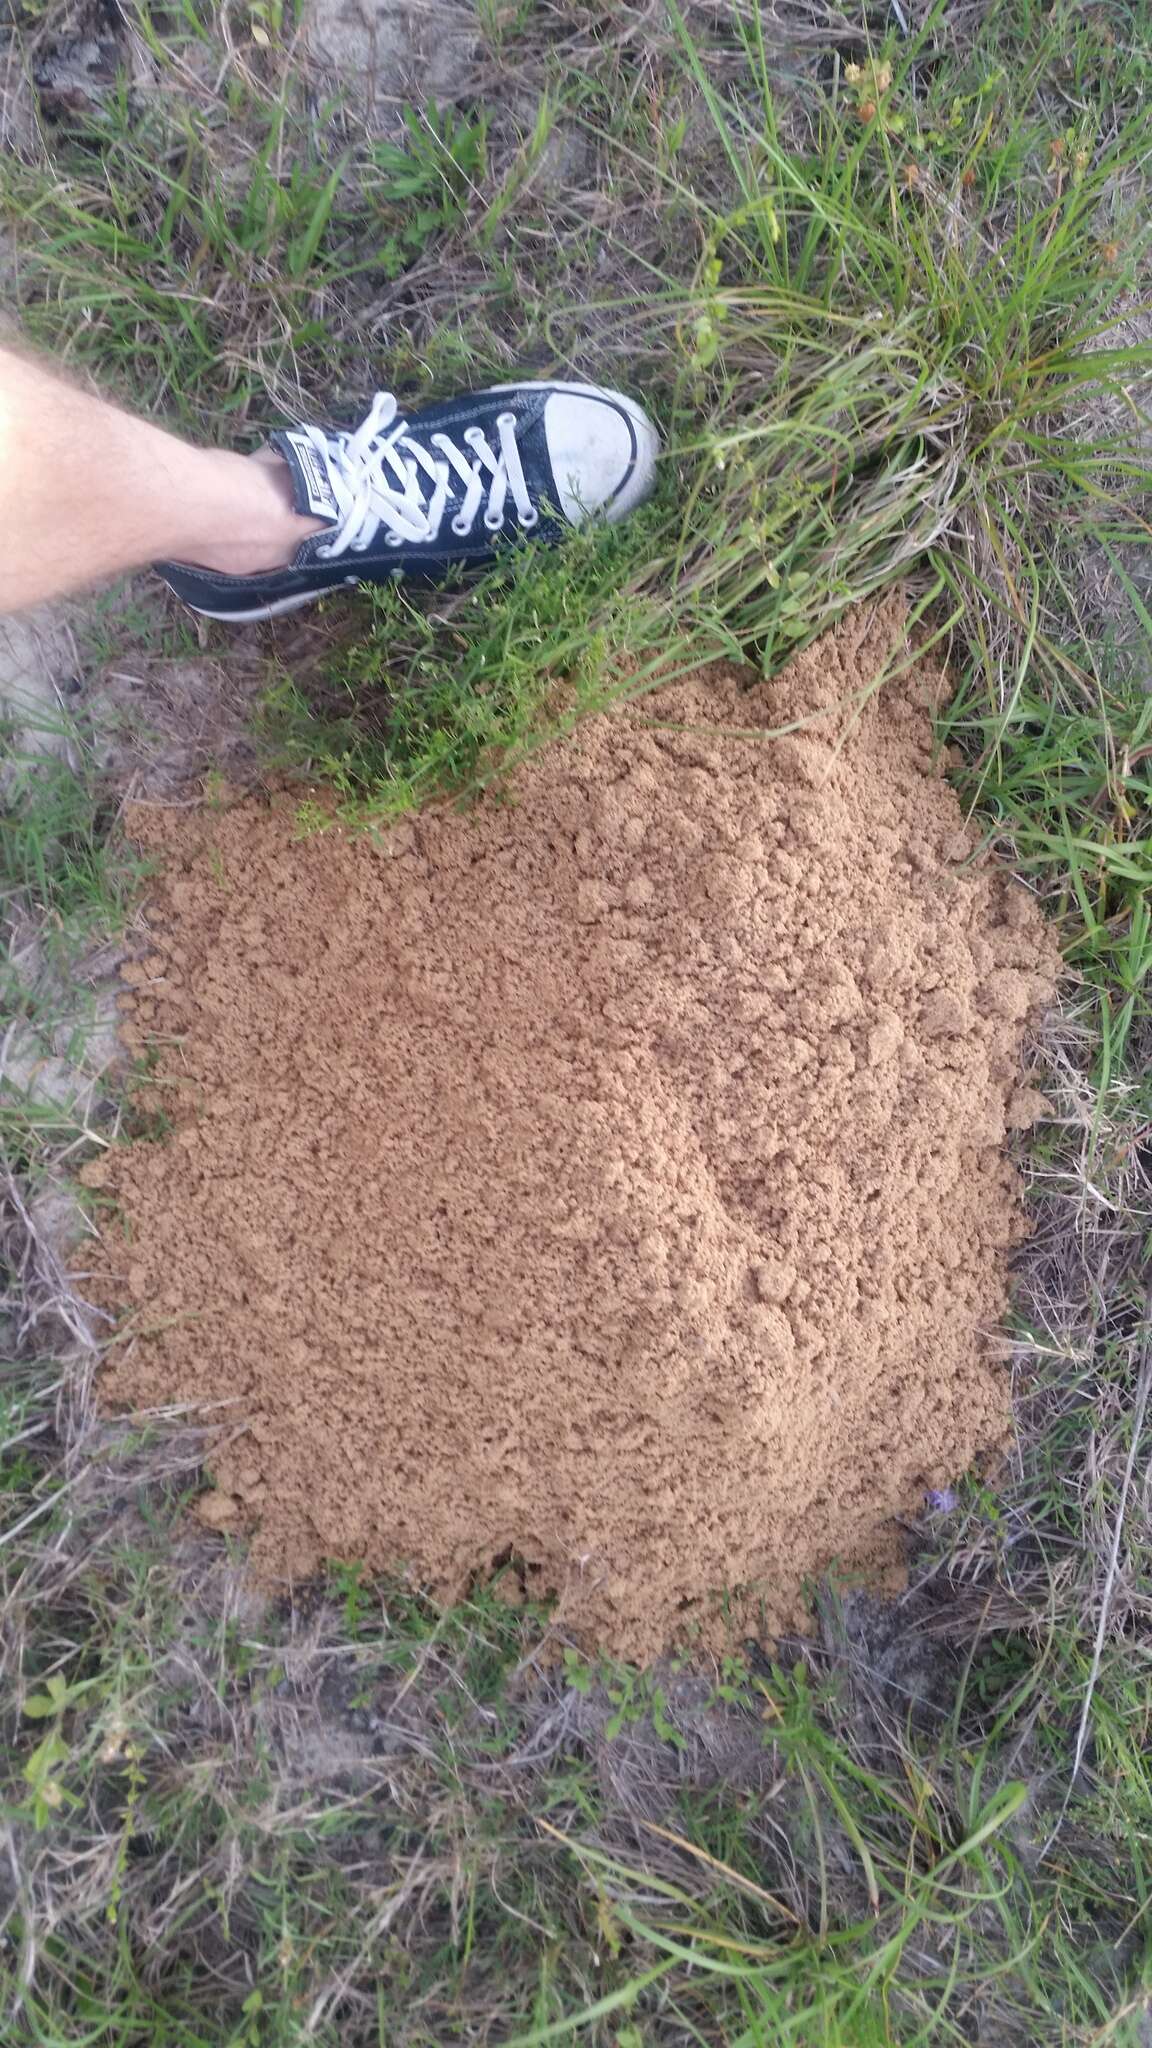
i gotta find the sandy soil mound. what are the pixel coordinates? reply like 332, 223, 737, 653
92, 600, 1057, 1659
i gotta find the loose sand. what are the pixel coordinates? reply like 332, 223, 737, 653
91, 599, 1057, 1659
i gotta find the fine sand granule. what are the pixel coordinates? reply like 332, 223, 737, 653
93, 600, 1057, 1659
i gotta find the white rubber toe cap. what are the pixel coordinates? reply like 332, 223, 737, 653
540, 385, 660, 525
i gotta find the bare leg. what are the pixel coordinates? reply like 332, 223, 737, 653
0, 345, 324, 614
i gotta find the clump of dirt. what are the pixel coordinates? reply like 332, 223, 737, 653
90, 599, 1058, 1660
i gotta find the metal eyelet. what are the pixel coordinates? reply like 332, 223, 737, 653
464, 426, 484, 447
484, 510, 504, 531
451, 515, 472, 536
519, 507, 540, 529
386, 535, 404, 548
496, 410, 517, 430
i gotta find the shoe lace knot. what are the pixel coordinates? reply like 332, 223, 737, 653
308, 392, 538, 560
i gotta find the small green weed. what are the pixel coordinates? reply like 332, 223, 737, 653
0, 41, 489, 433
0, 734, 130, 936
942, 656, 1152, 1074
261, 506, 676, 822
563, 1648, 687, 1745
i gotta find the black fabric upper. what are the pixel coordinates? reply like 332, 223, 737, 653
155, 385, 638, 616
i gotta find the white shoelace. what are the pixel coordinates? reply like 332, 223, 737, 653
306, 392, 539, 560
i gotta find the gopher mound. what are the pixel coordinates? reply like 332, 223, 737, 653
93, 600, 1057, 1659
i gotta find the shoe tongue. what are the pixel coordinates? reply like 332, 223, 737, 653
270, 428, 340, 522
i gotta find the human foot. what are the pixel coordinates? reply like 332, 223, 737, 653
155, 382, 660, 622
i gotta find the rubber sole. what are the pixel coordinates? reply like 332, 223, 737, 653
183, 585, 353, 623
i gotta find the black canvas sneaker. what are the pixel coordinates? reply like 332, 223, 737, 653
156, 381, 660, 622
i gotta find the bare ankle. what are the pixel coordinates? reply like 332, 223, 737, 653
173, 449, 327, 575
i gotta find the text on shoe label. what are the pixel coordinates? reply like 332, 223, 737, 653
285, 432, 339, 519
